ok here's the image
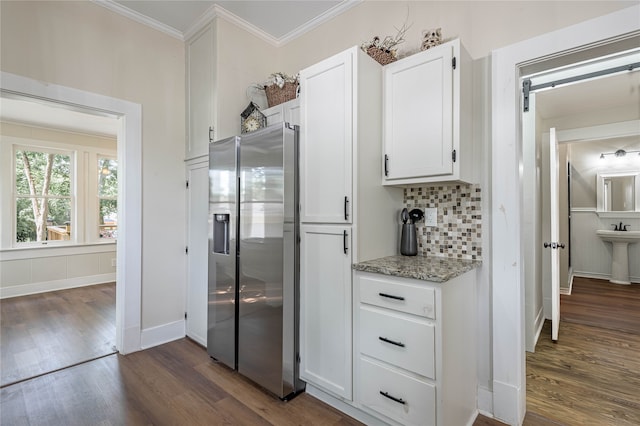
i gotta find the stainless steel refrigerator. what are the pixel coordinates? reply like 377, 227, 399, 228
207, 122, 304, 400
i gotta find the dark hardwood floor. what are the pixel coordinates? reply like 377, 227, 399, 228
1, 277, 637, 425
1, 338, 362, 425
560, 276, 640, 334
526, 277, 640, 425
0, 283, 116, 387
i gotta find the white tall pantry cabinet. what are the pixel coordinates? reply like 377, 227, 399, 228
298, 47, 403, 401
186, 21, 216, 160
184, 21, 216, 345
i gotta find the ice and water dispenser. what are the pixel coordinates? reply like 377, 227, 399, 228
213, 213, 230, 255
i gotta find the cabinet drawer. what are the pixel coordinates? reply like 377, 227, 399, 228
359, 275, 435, 319
359, 306, 435, 378
359, 357, 436, 426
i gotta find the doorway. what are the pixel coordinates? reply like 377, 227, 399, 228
523, 58, 640, 350
0, 72, 143, 357
490, 6, 640, 423
0, 94, 121, 386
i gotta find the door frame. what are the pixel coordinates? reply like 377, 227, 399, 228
1, 71, 143, 354
490, 6, 640, 424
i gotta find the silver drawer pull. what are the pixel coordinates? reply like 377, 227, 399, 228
379, 336, 405, 348
380, 390, 406, 405
378, 292, 404, 301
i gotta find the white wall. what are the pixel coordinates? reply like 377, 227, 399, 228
0, 1, 186, 331
569, 139, 640, 282
1, 246, 117, 298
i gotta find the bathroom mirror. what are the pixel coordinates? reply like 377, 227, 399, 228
596, 171, 640, 213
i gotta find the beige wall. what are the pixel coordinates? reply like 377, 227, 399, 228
214, 18, 279, 139
0, 0, 186, 329
277, 1, 636, 71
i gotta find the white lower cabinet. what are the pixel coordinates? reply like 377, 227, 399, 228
359, 357, 436, 425
300, 225, 353, 400
354, 270, 477, 426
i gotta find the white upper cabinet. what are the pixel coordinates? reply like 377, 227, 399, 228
383, 39, 473, 185
263, 98, 300, 127
299, 49, 353, 224
186, 22, 216, 160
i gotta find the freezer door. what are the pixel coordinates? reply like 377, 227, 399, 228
208, 136, 239, 368
238, 124, 298, 398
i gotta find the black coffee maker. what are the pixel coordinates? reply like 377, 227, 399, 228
400, 208, 424, 256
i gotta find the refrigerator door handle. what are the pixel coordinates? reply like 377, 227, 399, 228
343, 230, 348, 254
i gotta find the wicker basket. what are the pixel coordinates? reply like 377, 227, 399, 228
264, 82, 298, 107
366, 46, 397, 66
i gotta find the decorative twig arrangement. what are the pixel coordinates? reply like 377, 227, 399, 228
361, 19, 412, 65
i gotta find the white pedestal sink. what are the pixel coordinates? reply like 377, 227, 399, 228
596, 230, 640, 284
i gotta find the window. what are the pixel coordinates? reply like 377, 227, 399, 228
98, 157, 118, 239
15, 148, 73, 243
4, 136, 117, 248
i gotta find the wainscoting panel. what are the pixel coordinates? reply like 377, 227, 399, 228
571, 211, 639, 283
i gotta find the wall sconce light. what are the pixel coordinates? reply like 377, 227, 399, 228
600, 149, 640, 159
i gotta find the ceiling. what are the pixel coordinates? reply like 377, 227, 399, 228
110, 0, 345, 41
536, 67, 640, 120
0, 95, 119, 137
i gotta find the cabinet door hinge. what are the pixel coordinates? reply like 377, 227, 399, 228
522, 79, 531, 112
209, 126, 215, 143
452, 56, 457, 70
185, 246, 189, 254
186, 179, 189, 189
452, 149, 457, 163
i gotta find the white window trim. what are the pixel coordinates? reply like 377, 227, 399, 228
13, 144, 76, 248
96, 154, 118, 242
2, 135, 116, 249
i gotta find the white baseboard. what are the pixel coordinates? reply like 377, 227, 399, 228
121, 324, 142, 355
493, 380, 524, 426
0, 273, 116, 299
573, 271, 640, 284
534, 307, 545, 347
140, 319, 186, 349
477, 385, 494, 417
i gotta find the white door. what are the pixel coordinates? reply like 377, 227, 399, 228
300, 224, 353, 400
186, 22, 215, 159
383, 43, 453, 180
549, 128, 561, 342
299, 49, 353, 224
186, 161, 209, 346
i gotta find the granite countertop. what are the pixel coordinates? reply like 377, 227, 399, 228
352, 255, 481, 283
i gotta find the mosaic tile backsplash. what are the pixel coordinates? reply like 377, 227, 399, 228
404, 184, 482, 261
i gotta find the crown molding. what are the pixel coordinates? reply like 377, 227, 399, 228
277, 0, 362, 46
93, 0, 362, 47
183, 4, 219, 41
91, 0, 184, 41
185, 1, 363, 46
